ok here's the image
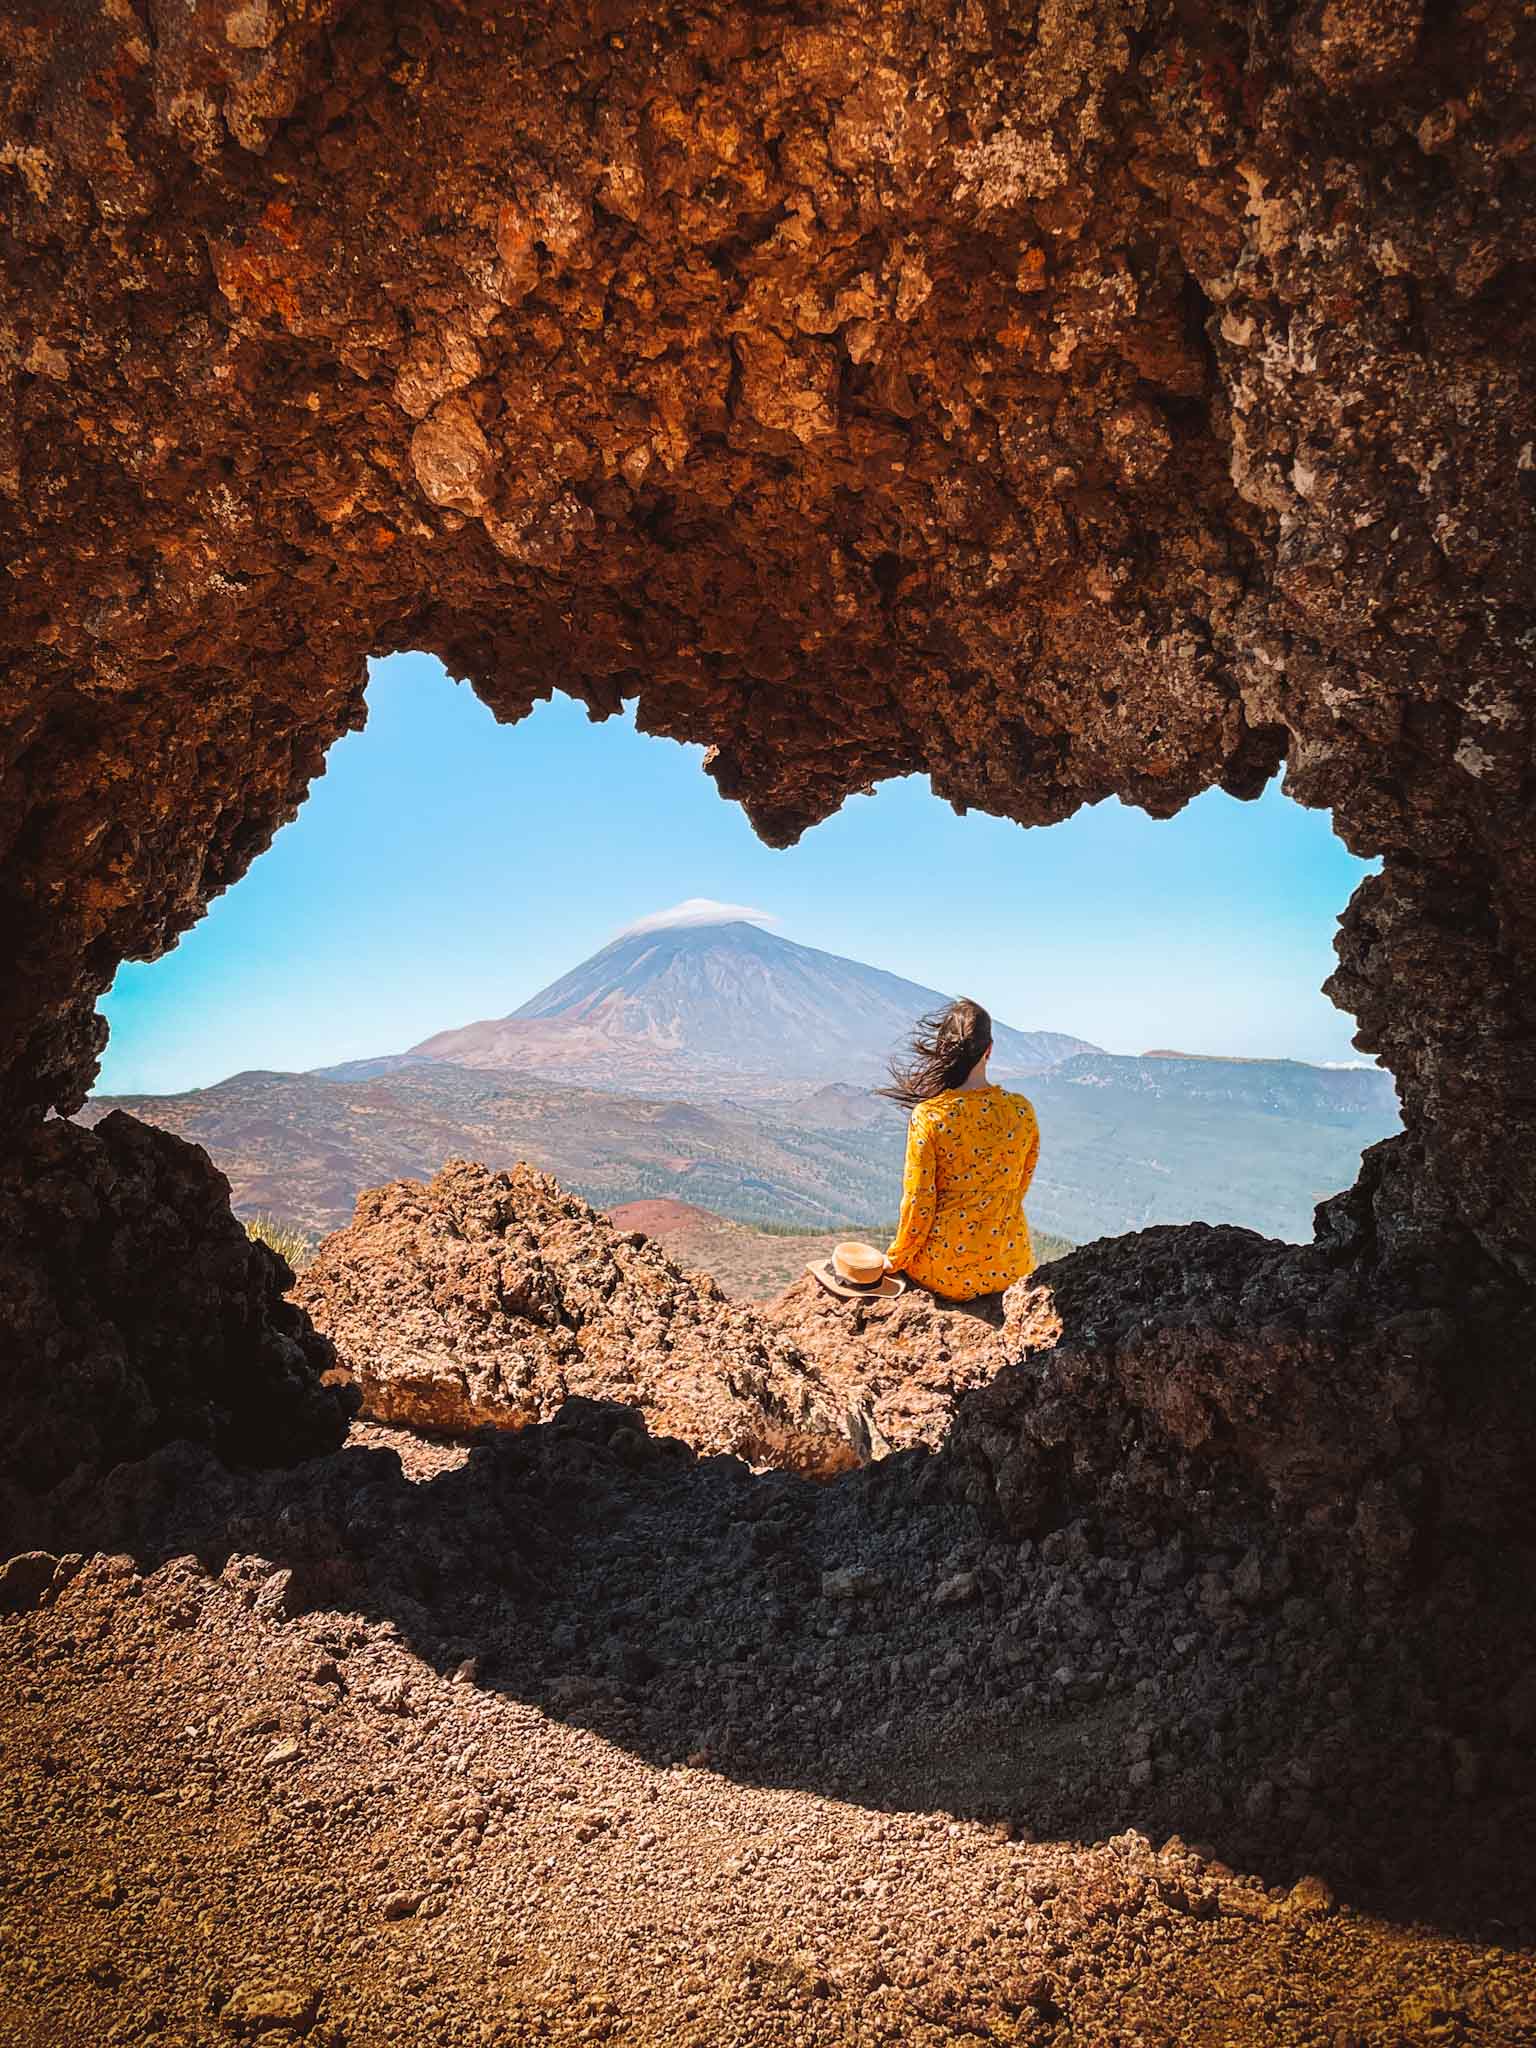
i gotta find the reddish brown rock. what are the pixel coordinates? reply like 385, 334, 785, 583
0, 1111, 349, 1552
763, 1274, 1009, 1457
296, 1161, 876, 1476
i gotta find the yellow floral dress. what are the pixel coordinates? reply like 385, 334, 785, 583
885, 1085, 1039, 1301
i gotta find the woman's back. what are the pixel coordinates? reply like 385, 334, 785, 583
886, 1082, 1038, 1301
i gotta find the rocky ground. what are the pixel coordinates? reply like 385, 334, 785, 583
763, 1275, 1010, 1457
3, 1395, 1534, 2047
294, 1162, 873, 1477
294, 1163, 1037, 1471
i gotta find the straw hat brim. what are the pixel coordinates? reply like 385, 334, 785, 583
806, 1259, 904, 1300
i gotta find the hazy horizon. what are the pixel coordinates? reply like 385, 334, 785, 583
95, 651, 1379, 1097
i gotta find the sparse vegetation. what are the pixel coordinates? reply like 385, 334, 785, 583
244, 1213, 316, 1271
740, 1217, 900, 1239
734, 1215, 1075, 1265
607, 1197, 1075, 1301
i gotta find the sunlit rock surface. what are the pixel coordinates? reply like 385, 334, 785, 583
296, 1160, 874, 1475
765, 1271, 1011, 1458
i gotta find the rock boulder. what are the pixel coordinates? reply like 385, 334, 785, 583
296, 1161, 877, 1477
0, 1112, 350, 1551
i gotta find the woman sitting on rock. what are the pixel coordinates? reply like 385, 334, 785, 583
880, 998, 1039, 1303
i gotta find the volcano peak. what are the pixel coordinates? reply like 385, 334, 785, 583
409, 919, 1097, 1091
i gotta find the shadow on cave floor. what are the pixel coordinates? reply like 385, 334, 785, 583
22, 1392, 1536, 1961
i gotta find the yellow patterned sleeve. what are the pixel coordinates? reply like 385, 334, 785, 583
886, 1109, 937, 1273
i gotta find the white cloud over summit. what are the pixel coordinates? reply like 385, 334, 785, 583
617, 898, 781, 937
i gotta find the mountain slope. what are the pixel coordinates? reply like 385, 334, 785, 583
409, 918, 1097, 1090
77, 1048, 1401, 1251
1048, 1050, 1397, 1120
1023, 1054, 1399, 1244
73, 1065, 911, 1238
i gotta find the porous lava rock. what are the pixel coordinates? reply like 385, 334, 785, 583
296, 1159, 881, 1475
2, 1, 1534, 1499
764, 1273, 1009, 1456
0, 1110, 350, 1553
925, 1200, 1536, 1583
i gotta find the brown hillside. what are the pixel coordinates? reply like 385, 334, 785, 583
605, 1196, 719, 1234
605, 1198, 896, 1302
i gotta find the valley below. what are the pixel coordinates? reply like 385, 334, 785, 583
604, 1198, 1077, 1301
77, 1045, 1400, 1265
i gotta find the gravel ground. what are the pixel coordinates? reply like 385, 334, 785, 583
2, 1411, 1533, 2046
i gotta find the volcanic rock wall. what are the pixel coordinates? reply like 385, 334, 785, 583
927, 1206, 1536, 1586
0, 1112, 351, 1552
1, 0, 1533, 1491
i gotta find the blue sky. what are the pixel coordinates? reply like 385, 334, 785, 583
96, 650, 1376, 1095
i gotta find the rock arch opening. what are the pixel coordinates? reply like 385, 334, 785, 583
85, 648, 1394, 1261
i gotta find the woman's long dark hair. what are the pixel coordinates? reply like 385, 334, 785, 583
879, 997, 993, 1109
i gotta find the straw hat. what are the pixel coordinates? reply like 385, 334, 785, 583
807, 1240, 905, 1300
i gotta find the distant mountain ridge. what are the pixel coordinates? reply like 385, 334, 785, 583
408, 919, 1098, 1091
75, 1063, 912, 1238
1047, 1050, 1397, 1121
77, 1042, 1400, 1252
78, 911, 1400, 1254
